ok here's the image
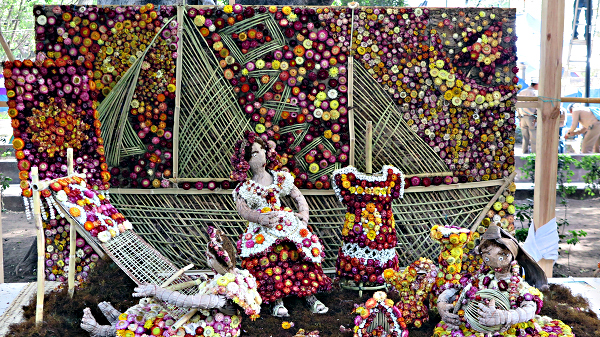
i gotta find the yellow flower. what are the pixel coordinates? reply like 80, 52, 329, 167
216, 276, 230, 286
281, 321, 292, 329
167, 84, 176, 92
367, 230, 376, 241
528, 287, 541, 297
223, 5, 233, 13
282, 6, 292, 15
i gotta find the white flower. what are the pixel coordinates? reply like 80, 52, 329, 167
55, 190, 68, 202
327, 89, 338, 99
123, 221, 133, 230
98, 231, 111, 243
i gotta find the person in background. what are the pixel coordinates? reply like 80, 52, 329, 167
558, 106, 567, 153
573, 0, 592, 40
565, 104, 600, 153
518, 80, 538, 154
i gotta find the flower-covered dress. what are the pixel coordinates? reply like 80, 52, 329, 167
331, 165, 405, 285
434, 266, 574, 337
233, 170, 331, 304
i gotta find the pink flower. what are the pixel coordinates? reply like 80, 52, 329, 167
246, 240, 255, 248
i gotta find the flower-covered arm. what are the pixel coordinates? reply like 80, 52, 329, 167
133, 284, 227, 309
290, 185, 309, 225
437, 288, 461, 329
477, 299, 536, 329
235, 197, 278, 228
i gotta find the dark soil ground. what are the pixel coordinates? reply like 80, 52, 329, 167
7, 258, 600, 337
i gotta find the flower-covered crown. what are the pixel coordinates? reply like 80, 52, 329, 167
230, 131, 280, 181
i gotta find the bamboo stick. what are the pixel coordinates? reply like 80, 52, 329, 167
0, 27, 15, 61
173, 6, 184, 180
31, 167, 45, 325
66, 149, 77, 298
469, 171, 517, 232
31, 173, 86, 191
365, 121, 373, 174
348, 51, 355, 166
160, 263, 194, 287
52, 200, 106, 258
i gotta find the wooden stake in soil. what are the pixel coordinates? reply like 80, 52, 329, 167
31, 166, 45, 324
365, 121, 373, 174
533, 0, 565, 277
66, 148, 77, 297
0, 193, 3, 283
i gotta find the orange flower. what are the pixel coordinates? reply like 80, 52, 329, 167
299, 228, 309, 237
69, 207, 81, 217
255, 234, 265, 244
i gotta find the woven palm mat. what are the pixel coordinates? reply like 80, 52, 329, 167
110, 184, 497, 270
176, 14, 251, 179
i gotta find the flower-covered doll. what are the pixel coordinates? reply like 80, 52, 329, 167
80, 226, 259, 337
435, 224, 574, 337
231, 131, 332, 317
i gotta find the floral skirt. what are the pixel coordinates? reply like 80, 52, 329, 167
240, 241, 332, 304
433, 317, 574, 337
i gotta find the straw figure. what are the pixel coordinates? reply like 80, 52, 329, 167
230, 131, 332, 317
434, 224, 574, 337
80, 226, 258, 337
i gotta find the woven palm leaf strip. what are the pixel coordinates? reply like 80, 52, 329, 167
109, 182, 500, 270
99, 17, 176, 167
176, 14, 251, 179
353, 63, 449, 175
102, 230, 198, 317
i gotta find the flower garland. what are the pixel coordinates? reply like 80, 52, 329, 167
230, 131, 280, 182
352, 291, 406, 337
50, 175, 132, 242
383, 257, 438, 329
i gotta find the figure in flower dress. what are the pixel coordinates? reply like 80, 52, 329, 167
435, 224, 574, 337
231, 131, 332, 317
331, 165, 405, 285
80, 226, 258, 337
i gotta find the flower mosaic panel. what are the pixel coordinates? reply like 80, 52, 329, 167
349, 7, 518, 182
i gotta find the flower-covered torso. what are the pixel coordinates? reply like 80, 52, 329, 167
332, 165, 405, 284
233, 170, 324, 264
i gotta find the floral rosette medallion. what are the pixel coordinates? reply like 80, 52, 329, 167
332, 165, 405, 285
352, 291, 407, 337
50, 175, 132, 243
383, 257, 438, 329
115, 298, 244, 337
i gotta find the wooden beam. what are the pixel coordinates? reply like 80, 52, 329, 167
470, 171, 517, 232
533, 0, 565, 278
66, 149, 77, 298
365, 121, 372, 174
31, 167, 45, 325
0, 193, 3, 283
172, 6, 184, 181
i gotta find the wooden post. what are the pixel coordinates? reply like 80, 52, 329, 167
228, 0, 235, 5
66, 148, 77, 297
348, 57, 355, 166
365, 121, 373, 174
172, 5, 184, 180
0, 27, 15, 62
533, 0, 565, 278
0, 193, 3, 283
31, 167, 45, 324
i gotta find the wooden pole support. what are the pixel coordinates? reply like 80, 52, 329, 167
0, 28, 15, 62
228, 0, 235, 5
533, 0, 565, 278
172, 5, 184, 181
66, 148, 77, 298
0, 193, 3, 283
348, 57, 355, 166
31, 167, 45, 325
365, 121, 373, 174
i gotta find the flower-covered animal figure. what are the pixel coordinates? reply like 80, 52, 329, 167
434, 224, 574, 337
80, 226, 259, 337
231, 131, 332, 317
